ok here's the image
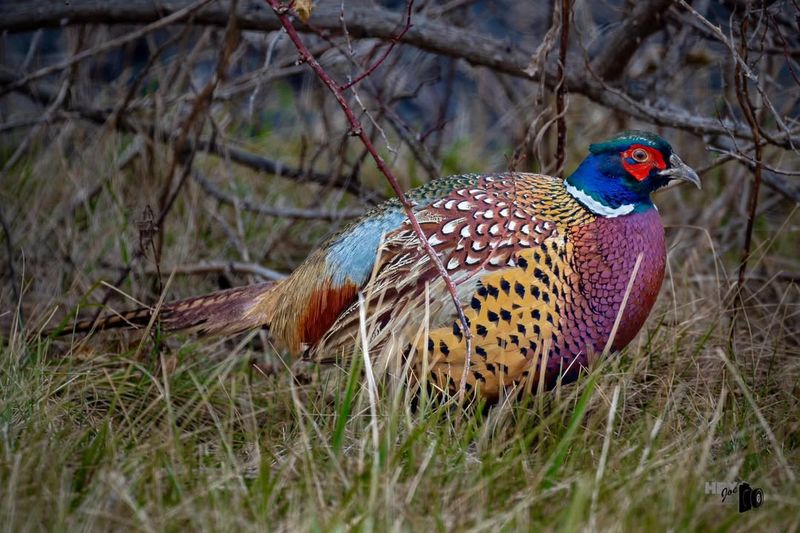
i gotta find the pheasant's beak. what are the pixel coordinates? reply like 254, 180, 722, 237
659, 153, 701, 189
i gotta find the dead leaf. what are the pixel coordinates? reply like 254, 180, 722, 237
294, 0, 314, 22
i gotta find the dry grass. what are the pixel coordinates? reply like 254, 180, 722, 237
1, 40, 799, 529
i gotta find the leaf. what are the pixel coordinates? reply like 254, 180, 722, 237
294, 0, 314, 22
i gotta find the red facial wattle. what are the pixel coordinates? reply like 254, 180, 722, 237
620, 144, 667, 182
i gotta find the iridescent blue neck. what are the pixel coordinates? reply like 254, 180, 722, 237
565, 155, 654, 217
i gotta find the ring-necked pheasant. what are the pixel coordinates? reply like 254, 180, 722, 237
61, 131, 699, 398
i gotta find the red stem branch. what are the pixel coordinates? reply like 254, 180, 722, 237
734, 11, 763, 294
555, 0, 570, 176
265, 0, 473, 399
339, 0, 414, 91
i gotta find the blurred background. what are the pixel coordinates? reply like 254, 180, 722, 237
0, 0, 797, 318
0, 0, 798, 529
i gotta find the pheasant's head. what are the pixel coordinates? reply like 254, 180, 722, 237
565, 130, 700, 217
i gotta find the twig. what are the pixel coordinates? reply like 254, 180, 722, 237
0, 208, 19, 306
554, 0, 570, 176
677, 0, 757, 82
339, 0, 414, 91
0, 70, 383, 202
733, 9, 764, 294
0, 23, 85, 184
20, 28, 43, 72
0, 26, 86, 322
265, 0, 474, 400
707, 146, 800, 176
102, 260, 287, 281
193, 171, 365, 220
154, 4, 240, 260
302, 14, 442, 179
590, 0, 673, 81
4, 1, 799, 148
87, 1, 240, 329
0, 0, 215, 98
111, 25, 192, 125
0, 114, 68, 134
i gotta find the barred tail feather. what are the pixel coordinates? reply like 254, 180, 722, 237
57, 282, 281, 338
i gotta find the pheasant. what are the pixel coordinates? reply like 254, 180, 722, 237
61, 131, 700, 399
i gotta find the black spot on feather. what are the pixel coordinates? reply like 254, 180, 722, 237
534, 268, 550, 287
500, 278, 510, 294
514, 282, 525, 297
439, 340, 450, 356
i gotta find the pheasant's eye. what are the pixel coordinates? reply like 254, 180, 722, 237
632, 148, 649, 162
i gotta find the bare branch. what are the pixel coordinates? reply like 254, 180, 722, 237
193, 171, 365, 220
733, 8, 764, 292
0, 0, 216, 98
4, 0, 798, 147
591, 0, 673, 81
339, 0, 414, 91
555, 0, 570, 176
87, 1, 240, 328
102, 260, 287, 281
0, 71, 382, 202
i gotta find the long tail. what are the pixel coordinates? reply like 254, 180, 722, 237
53, 282, 282, 338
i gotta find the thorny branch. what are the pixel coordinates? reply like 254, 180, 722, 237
264, 0, 474, 401
338, 0, 414, 91
554, 0, 570, 176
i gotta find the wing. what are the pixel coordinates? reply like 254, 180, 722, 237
265, 174, 487, 354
